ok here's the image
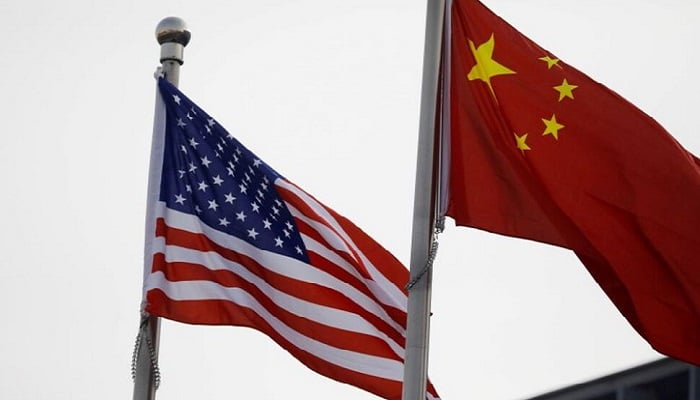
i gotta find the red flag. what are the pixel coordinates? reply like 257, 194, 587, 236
144, 79, 439, 400
446, 0, 700, 364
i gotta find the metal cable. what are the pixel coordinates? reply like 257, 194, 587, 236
131, 315, 161, 390
405, 222, 444, 290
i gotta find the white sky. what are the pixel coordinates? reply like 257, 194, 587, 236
1, 1, 698, 399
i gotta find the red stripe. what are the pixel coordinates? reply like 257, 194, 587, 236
151, 253, 403, 360
146, 289, 405, 400
155, 218, 405, 351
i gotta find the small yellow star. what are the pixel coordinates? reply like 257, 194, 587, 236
514, 133, 531, 153
538, 55, 561, 69
542, 114, 565, 140
467, 34, 516, 98
554, 78, 578, 101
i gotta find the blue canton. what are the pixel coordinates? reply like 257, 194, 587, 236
158, 78, 309, 263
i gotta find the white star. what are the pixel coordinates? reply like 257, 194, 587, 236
201, 156, 212, 168
177, 118, 186, 128
253, 159, 262, 167
185, 184, 192, 193
262, 219, 272, 230
195, 205, 202, 214
190, 107, 197, 115
198, 181, 209, 192
236, 211, 247, 221
174, 194, 186, 204
180, 145, 188, 154
233, 154, 239, 163
212, 175, 224, 186
247, 228, 259, 240
244, 173, 251, 182
274, 199, 282, 207
274, 237, 284, 248
218, 217, 230, 227
188, 163, 197, 173
251, 202, 260, 213
261, 182, 268, 191
224, 193, 236, 204
178, 170, 186, 178
207, 118, 216, 127
239, 184, 248, 194
208, 200, 219, 211
283, 229, 290, 238
173, 95, 181, 104
271, 206, 280, 215
226, 167, 235, 177
189, 138, 199, 148
285, 221, 294, 231
295, 246, 303, 255
186, 113, 193, 120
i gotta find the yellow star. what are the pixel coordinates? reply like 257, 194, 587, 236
467, 34, 516, 98
538, 55, 561, 69
542, 114, 565, 140
514, 133, 531, 153
554, 78, 578, 101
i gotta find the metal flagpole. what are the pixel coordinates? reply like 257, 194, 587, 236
402, 1, 445, 400
133, 17, 190, 400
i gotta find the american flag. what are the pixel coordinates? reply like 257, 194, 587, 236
143, 78, 438, 400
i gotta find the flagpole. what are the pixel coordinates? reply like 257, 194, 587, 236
133, 17, 190, 400
402, 1, 445, 400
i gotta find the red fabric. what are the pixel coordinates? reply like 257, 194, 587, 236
447, 0, 700, 364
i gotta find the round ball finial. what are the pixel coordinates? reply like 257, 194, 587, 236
156, 17, 191, 46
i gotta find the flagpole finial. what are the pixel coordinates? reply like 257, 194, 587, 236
156, 17, 190, 65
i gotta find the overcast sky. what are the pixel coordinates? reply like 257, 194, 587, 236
1, 1, 698, 399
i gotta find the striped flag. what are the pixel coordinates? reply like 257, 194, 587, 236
143, 78, 438, 400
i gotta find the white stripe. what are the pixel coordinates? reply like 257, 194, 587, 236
276, 179, 408, 309
149, 271, 405, 381
146, 239, 405, 358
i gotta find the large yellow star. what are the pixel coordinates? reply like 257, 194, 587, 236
467, 34, 516, 98
542, 114, 565, 140
514, 133, 531, 153
554, 78, 578, 101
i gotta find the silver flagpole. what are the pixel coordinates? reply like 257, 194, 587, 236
133, 17, 190, 400
402, 1, 445, 400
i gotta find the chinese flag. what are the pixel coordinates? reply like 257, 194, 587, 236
446, 0, 700, 364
